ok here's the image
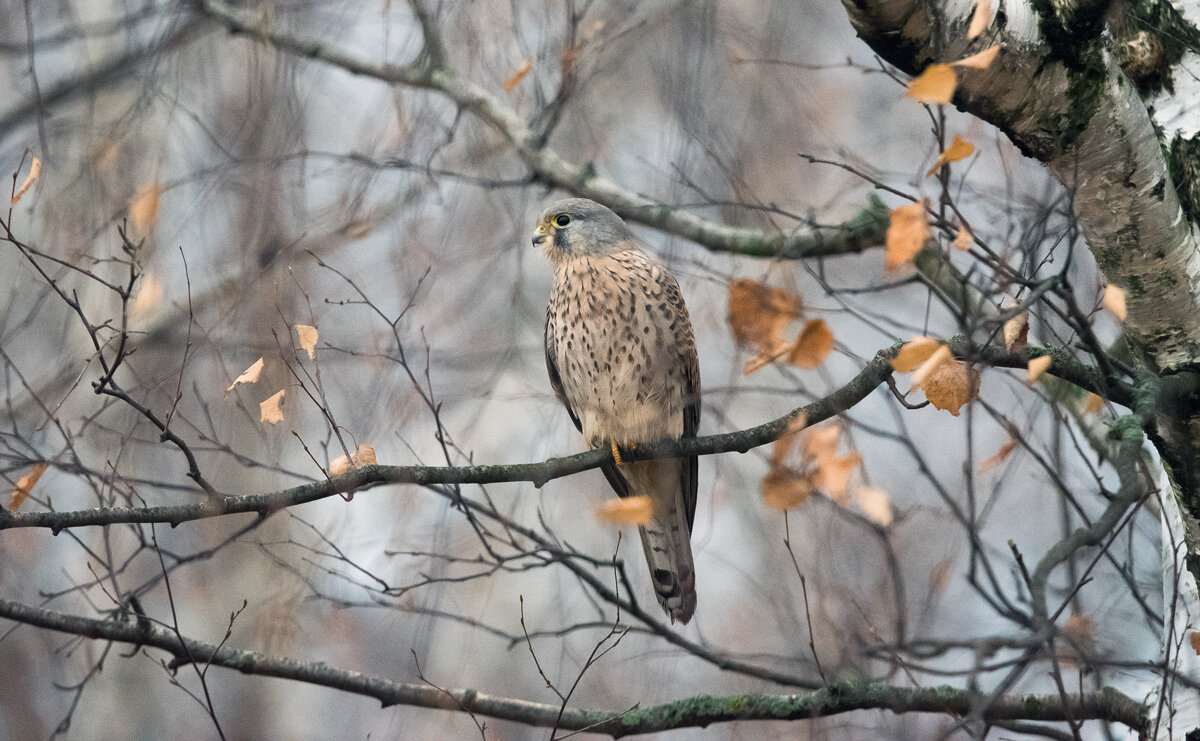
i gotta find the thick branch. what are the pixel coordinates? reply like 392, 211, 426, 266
841, 0, 1200, 370
193, 0, 887, 259
0, 344, 1126, 531
0, 347, 896, 531
1029, 415, 1149, 621
0, 597, 1149, 735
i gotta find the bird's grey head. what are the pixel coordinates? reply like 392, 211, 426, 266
532, 198, 634, 259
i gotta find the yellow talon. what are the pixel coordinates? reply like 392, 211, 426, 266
611, 440, 623, 465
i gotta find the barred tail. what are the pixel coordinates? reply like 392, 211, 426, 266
626, 460, 697, 624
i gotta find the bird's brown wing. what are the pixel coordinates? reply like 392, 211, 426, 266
545, 313, 632, 498
681, 350, 700, 530
657, 266, 701, 532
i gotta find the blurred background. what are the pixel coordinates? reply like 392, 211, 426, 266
0, 1, 1156, 739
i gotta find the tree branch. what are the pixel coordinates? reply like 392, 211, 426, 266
841, 0, 1200, 370
192, 0, 888, 260
0, 596, 1149, 736
0, 343, 1128, 532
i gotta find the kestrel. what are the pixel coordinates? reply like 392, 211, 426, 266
535, 198, 701, 624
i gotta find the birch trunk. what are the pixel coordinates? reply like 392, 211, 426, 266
841, 0, 1200, 730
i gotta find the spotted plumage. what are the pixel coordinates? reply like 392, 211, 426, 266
535, 198, 701, 624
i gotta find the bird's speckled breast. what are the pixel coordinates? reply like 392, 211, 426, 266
546, 249, 692, 446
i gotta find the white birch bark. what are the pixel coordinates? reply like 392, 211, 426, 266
842, 0, 1200, 730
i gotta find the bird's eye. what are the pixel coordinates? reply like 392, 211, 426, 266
554, 214, 571, 228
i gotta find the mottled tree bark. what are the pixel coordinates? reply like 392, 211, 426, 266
839, 0, 1200, 733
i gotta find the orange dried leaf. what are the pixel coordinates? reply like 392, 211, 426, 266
330, 453, 352, 476
729, 279, 803, 373
728, 279, 803, 346
1004, 313, 1029, 351
260, 389, 286, 424
923, 360, 980, 416
911, 344, 953, 389
979, 435, 1017, 472
1190, 631, 1200, 656
502, 58, 533, 94
11, 157, 41, 205
1102, 284, 1127, 320
130, 184, 163, 233
1064, 613, 1094, 642
353, 444, 377, 467
968, 0, 993, 39
330, 444, 377, 475
227, 357, 265, 392
816, 452, 862, 502
893, 336, 942, 372
954, 45, 1000, 70
1084, 392, 1104, 415
10, 462, 48, 511
885, 200, 930, 271
595, 495, 654, 526
787, 319, 834, 370
856, 486, 893, 527
906, 64, 956, 104
1027, 354, 1052, 383
130, 273, 164, 320
802, 425, 840, 465
926, 135, 975, 176
761, 466, 813, 511
296, 325, 319, 360
953, 225, 974, 251
1063, 613, 1096, 658
771, 414, 808, 464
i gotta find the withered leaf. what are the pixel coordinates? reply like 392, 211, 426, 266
296, 325, 319, 360
1003, 313, 1029, 352
330, 444, 378, 475
10, 462, 48, 511
953, 225, 974, 252
911, 344, 953, 390
954, 45, 1000, 70
906, 64, 956, 104
923, 360, 980, 416
227, 357, 265, 392
11, 157, 41, 206
979, 435, 1017, 472
1027, 355, 1051, 383
595, 495, 654, 526
968, 0, 993, 39
816, 452, 862, 503
893, 336, 942, 373
728, 279, 803, 373
802, 425, 840, 465
260, 389, 286, 424
885, 200, 930, 271
926, 135, 975, 177
130, 184, 163, 233
761, 465, 813, 511
502, 58, 533, 94
856, 486, 893, 527
787, 319, 834, 370
1102, 284, 1127, 321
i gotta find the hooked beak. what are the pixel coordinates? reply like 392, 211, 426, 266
532, 224, 549, 248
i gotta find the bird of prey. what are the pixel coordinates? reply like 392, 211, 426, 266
535, 198, 701, 624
